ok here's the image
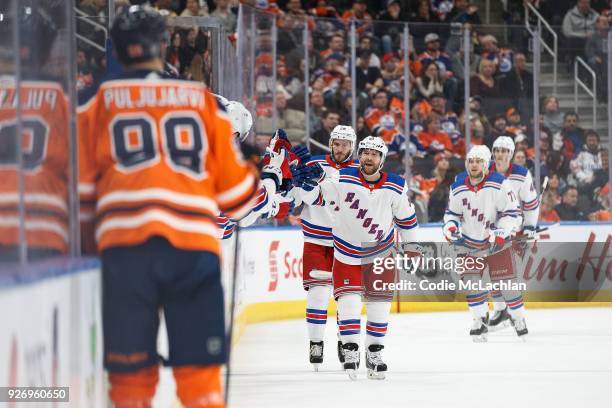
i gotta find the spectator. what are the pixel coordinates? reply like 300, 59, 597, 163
355, 50, 384, 95
479, 35, 514, 74
320, 33, 346, 59
570, 130, 606, 193
486, 115, 508, 147
410, 1, 438, 46
179, 28, 199, 76
309, 90, 327, 134
553, 112, 585, 160
562, 0, 599, 63
585, 15, 609, 99
505, 108, 528, 137
587, 186, 611, 221
211, 0, 237, 32
555, 186, 586, 220
417, 114, 454, 157
430, 93, 460, 139
317, 53, 348, 96
546, 173, 564, 205
470, 59, 502, 117
275, 90, 306, 144
416, 62, 445, 100
513, 147, 528, 167
365, 89, 401, 143
418, 33, 454, 81
357, 35, 381, 68
539, 191, 562, 222
432, 0, 456, 22
76, 50, 94, 91
499, 52, 533, 113
356, 115, 370, 141
381, 53, 402, 96
180, 0, 208, 16
311, 110, 340, 155
341, 0, 373, 35
447, 0, 482, 25
542, 96, 564, 134
166, 31, 183, 74
376, 0, 405, 53
155, 0, 178, 16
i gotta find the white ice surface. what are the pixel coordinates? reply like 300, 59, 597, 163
226, 308, 612, 408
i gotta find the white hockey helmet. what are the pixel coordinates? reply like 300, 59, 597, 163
329, 125, 357, 157
226, 100, 253, 141
492, 135, 515, 157
358, 136, 389, 170
465, 144, 491, 168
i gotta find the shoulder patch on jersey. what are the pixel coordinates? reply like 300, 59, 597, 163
510, 164, 529, 177
487, 172, 507, 184
451, 175, 466, 190
385, 173, 406, 189
339, 166, 360, 177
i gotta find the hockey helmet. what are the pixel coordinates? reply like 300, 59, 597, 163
465, 145, 491, 169
492, 135, 515, 157
329, 125, 357, 158
358, 136, 388, 170
110, 5, 167, 66
226, 101, 253, 141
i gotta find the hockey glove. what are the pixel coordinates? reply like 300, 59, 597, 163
489, 229, 510, 252
520, 226, 537, 240
443, 222, 460, 242
261, 148, 287, 190
291, 145, 312, 165
400, 242, 424, 258
269, 194, 295, 219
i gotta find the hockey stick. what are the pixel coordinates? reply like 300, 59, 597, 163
224, 223, 240, 406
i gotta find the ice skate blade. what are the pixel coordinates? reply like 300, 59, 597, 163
346, 369, 358, 381
367, 369, 386, 380
312, 363, 321, 372
487, 320, 511, 332
471, 334, 488, 343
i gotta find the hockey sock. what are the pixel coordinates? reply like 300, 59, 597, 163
108, 364, 159, 408
337, 294, 362, 344
365, 301, 391, 348
491, 289, 506, 311
173, 365, 225, 408
505, 295, 525, 320
306, 285, 332, 341
466, 291, 489, 319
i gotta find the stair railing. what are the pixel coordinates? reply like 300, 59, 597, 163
574, 57, 597, 129
525, 2, 557, 95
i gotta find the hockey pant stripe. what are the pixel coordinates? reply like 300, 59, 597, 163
507, 295, 524, 310
466, 292, 488, 307
306, 308, 328, 324
366, 321, 388, 337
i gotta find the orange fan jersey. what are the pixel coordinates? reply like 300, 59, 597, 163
365, 107, 401, 143
0, 79, 70, 254
77, 72, 258, 254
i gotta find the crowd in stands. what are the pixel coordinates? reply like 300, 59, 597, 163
76, 0, 611, 223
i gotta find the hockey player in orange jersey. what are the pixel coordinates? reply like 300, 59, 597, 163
77, 6, 258, 407
0, 7, 70, 262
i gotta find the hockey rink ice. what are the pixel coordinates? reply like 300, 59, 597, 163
227, 307, 612, 408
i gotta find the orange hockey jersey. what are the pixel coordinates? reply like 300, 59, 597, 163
0, 78, 70, 254
77, 71, 258, 254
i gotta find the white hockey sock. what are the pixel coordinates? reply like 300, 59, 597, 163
505, 294, 525, 320
337, 294, 362, 345
365, 301, 391, 348
491, 289, 506, 311
306, 285, 332, 342
466, 291, 489, 319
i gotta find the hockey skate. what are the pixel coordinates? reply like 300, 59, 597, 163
309, 341, 324, 371
488, 307, 511, 332
366, 344, 387, 380
510, 316, 528, 340
337, 340, 345, 364
342, 343, 360, 380
470, 314, 489, 342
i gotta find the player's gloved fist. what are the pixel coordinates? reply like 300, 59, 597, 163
291, 163, 324, 189
291, 145, 312, 165
269, 194, 295, 219
489, 229, 510, 251
443, 222, 460, 242
261, 148, 287, 189
269, 128, 293, 154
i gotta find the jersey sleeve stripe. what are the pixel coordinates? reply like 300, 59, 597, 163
216, 173, 256, 205
218, 179, 259, 218
97, 188, 219, 213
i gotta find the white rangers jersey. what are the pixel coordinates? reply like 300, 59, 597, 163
291, 155, 359, 247
456, 163, 540, 229
303, 166, 419, 265
444, 171, 521, 249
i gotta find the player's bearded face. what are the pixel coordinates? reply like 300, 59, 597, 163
331, 139, 352, 163
359, 149, 382, 175
467, 158, 486, 179
493, 148, 511, 167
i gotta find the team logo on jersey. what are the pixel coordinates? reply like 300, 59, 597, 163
344, 192, 385, 240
